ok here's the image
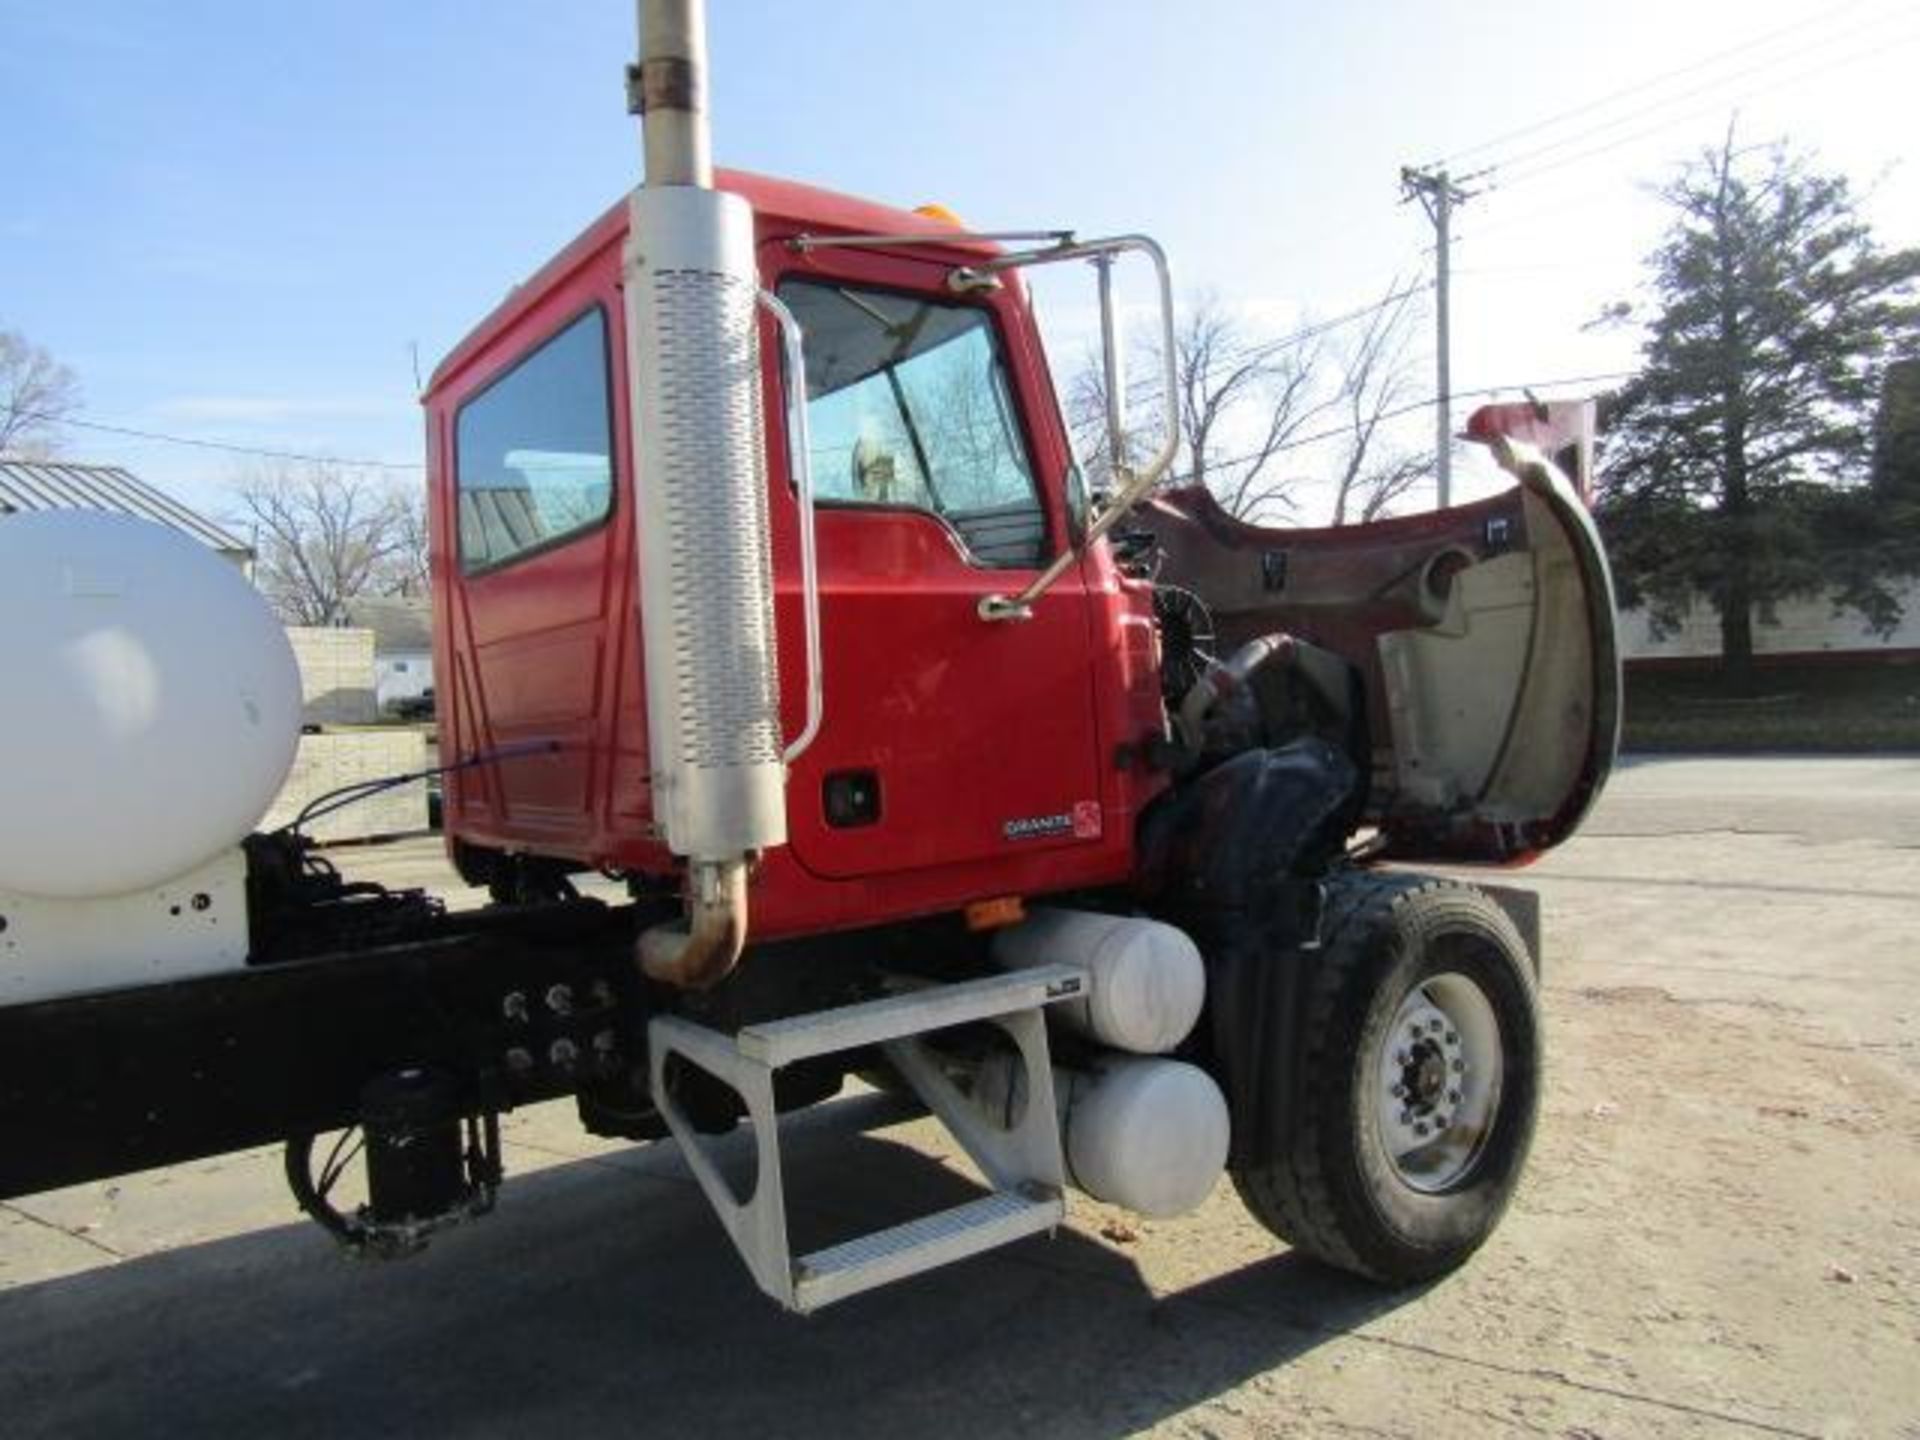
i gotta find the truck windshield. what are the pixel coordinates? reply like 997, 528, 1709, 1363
778, 279, 1045, 567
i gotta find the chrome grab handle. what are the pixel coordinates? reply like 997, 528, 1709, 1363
758, 289, 824, 763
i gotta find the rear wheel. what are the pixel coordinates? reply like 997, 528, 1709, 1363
1231, 874, 1540, 1284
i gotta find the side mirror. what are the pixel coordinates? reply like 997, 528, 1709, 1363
949, 236, 1180, 621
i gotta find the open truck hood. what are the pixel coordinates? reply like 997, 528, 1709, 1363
1135, 418, 1620, 864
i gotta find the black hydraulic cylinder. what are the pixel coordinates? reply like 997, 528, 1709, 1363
360, 1067, 466, 1224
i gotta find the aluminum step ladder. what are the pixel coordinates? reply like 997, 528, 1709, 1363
648, 962, 1086, 1312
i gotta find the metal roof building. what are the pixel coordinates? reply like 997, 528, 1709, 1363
0, 459, 254, 567
338, 595, 434, 655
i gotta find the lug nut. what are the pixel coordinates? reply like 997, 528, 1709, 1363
1448, 1089, 1462, 1104
502, 991, 529, 1023
505, 1046, 534, 1074
549, 1037, 580, 1069
545, 984, 574, 1016
1414, 1121, 1429, 1137
1452, 1059, 1465, 1073
1391, 1083, 1406, 1098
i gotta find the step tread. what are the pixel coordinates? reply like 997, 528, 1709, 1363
794, 1189, 1063, 1310
737, 963, 1085, 1067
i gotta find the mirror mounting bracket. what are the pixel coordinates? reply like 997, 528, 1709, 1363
968, 236, 1180, 623
776, 226, 1181, 626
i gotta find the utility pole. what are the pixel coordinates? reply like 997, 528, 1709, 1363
1400, 165, 1473, 508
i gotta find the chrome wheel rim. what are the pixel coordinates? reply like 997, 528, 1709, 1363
1374, 970, 1503, 1193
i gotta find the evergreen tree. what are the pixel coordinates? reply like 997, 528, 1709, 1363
1599, 133, 1920, 675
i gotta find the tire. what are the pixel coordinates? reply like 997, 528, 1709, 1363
1231, 872, 1541, 1285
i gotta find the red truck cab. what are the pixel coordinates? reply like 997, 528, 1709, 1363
425, 172, 1166, 938
427, 170, 1619, 916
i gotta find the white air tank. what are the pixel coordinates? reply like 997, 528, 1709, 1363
977, 1051, 1230, 1219
1059, 1056, 1230, 1218
992, 908, 1207, 1055
0, 511, 302, 898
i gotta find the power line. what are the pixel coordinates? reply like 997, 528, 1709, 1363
30, 321, 1616, 492
1169, 368, 1638, 484
1229, 280, 1433, 368
16, 409, 425, 471
1115, 277, 1433, 404
1487, 23, 1920, 195
1435, 0, 1879, 172
34, 288, 1432, 475
1449, 189, 1614, 245
1435, 25, 1920, 251
1451, 261, 1607, 278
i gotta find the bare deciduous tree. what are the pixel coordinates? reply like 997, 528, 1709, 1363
1068, 294, 1338, 523
1065, 355, 1122, 487
386, 485, 432, 598
1346, 450, 1431, 524
1171, 297, 1337, 522
231, 463, 425, 625
0, 329, 82, 458
1067, 285, 1437, 528
1327, 279, 1430, 526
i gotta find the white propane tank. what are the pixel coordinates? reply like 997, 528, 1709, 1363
992, 908, 1206, 1055
0, 511, 302, 899
977, 1052, 1230, 1219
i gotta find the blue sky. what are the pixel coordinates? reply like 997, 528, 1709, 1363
4, 1, 1916, 520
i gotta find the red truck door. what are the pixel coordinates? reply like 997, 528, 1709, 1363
764, 248, 1108, 881
435, 299, 624, 853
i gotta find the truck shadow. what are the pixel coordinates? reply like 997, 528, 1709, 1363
0, 1095, 1424, 1438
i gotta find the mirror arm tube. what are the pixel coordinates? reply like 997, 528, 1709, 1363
957, 235, 1181, 622
1095, 251, 1129, 476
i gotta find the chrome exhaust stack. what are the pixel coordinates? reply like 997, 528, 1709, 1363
624, 0, 784, 988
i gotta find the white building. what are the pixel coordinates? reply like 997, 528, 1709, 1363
337, 597, 434, 712
1620, 580, 1920, 664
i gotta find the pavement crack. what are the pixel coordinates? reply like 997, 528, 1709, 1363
1310, 1334, 1825, 1440
0, 1201, 126, 1261
1792, 1036, 1915, 1054
1526, 871, 1919, 904
524, 1125, 1837, 1438
1582, 827, 1810, 840
977, 1241, 1825, 1439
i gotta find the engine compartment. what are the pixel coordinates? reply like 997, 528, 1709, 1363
1128, 435, 1619, 864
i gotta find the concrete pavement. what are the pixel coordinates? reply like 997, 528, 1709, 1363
2, 756, 1915, 1437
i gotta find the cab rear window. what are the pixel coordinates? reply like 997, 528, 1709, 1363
455, 307, 614, 573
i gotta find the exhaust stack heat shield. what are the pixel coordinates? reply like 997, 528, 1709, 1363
624, 185, 785, 861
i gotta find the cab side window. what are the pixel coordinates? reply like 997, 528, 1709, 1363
778, 280, 1046, 568
456, 307, 614, 573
